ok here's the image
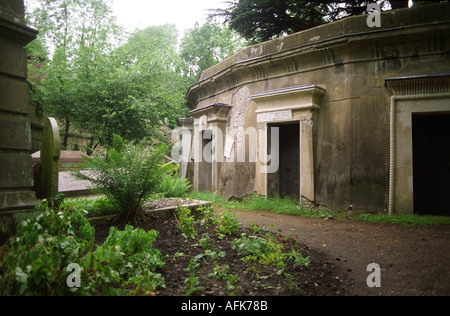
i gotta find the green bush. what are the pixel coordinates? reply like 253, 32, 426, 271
75, 134, 169, 222
156, 163, 191, 198
216, 210, 242, 237
86, 225, 165, 295
231, 234, 287, 268
175, 207, 198, 239
0, 206, 95, 296
0, 199, 166, 296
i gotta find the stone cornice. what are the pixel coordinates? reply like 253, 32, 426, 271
251, 85, 326, 115
0, 15, 37, 45
189, 103, 231, 123
386, 72, 450, 96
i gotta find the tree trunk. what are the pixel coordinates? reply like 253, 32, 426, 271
63, 117, 70, 149
87, 136, 98, 156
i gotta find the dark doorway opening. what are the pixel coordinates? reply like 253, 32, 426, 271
199, 130, 212, 192
412, 113, 450, 215
278, 123, 300, 199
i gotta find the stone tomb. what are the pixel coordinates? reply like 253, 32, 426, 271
32, 147, 94, 197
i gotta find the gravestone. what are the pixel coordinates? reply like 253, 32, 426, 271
40, 117, 61, 199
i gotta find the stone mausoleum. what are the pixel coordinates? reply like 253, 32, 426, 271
178, 3, 450, 215
0, 0, 38, 217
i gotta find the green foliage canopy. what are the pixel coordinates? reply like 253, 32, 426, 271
25, 0, 246, 151
211, 0, 417, 43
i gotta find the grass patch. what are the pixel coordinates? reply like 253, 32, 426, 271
186, 192, 331, 219
187, 192, 450, 227
356, 213, 450, 227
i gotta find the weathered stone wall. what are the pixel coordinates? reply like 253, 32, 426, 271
0, 0, 38, 216
185, 4, 450, 212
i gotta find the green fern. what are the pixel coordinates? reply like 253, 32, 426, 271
75, 135, 169, 222
157, 172, 192, 198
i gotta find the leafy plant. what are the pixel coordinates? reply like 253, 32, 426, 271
184, 274, 203, 296
199, 233, 211, 250
289, 250, 311, 268
184, 248, 228, 296
175, 206, 198, 239
197, 206, 220, 228
156, 163, 191, 198
0, 208, 95, 296
0, 199, 167, 296
216, 210, 242, 237
85, 225, 165, 295
75, 134, 169, 222
61, 196, 120, 217
231, 234, 287, 269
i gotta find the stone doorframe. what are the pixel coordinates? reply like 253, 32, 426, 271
189, 103, 232, 193
250, 85, 326, 203
386, 72, 450, 215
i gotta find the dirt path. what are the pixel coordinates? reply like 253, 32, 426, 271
228, 210, 450, 296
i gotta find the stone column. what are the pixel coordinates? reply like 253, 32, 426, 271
0, 0, 38, 215
177, 118, 194, 180
299, 114, 315, 203
209, 120, 226, 193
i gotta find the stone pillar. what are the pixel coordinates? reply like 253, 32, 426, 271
209, 120, 226, 193
0, 0, 38, 215
299, 114, 315, 203
177, 118, 194, 180
192, 118, 201, 192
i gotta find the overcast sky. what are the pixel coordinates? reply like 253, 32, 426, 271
112, 0, 229, 34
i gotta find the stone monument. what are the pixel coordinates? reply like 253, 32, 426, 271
40, 117, 61, 199
0, 0, 38, 215
0, 0, 38, 242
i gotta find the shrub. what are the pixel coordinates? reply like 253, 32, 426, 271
175, 207, 198, 239
216, 210, 242, 237
156, 163, 191, 198
231, 234, 287, 268
0, 206, 95, 296
0, 203, 166, 296
75, 134, 169, 222
86, 225, 165, 295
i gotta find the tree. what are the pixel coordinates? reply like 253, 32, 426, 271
180, 21, 247, 83
210, 0, 417, 43
212, 0, 328, 43
26, 2, 189, 152
26, 0, 123, 149
111, 25, 190, 129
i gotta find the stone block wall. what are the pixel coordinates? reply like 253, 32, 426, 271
0, 0, 38, 217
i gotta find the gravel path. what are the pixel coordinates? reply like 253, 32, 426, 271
228, 209, 450, 296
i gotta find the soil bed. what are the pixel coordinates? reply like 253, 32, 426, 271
94, 213, 353, 296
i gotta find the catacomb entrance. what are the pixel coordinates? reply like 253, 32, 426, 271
277, 123, 300, 199
412, 113, 450, 215
198, 129, 212, 192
